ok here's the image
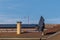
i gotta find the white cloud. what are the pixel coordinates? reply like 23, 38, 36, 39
0, 14, 30, 24
0, 14, 19, 24
0, 18, 20, 24
46, 18, 60, 24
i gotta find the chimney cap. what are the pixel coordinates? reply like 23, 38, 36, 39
17, 21, 22, 23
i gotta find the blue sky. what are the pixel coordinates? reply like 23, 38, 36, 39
0, 0, 60, 24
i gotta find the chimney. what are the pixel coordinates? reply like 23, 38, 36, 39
17, 21, 22, 34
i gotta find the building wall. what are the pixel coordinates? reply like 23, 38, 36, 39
45, 24, 57, 28
0, 28, 37, 33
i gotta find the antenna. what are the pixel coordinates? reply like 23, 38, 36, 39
23, 16, 30, 24
28, 16, 29, 24
18, 16, 21, 22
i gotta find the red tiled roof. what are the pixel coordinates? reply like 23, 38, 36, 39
45, 24, 60, 34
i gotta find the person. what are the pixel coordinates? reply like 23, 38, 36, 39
38, 16, 45, 36
38, 16, 45, 40
41, 23, 45, 36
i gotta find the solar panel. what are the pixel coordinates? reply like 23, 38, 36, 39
0, 24, 37, 28
38, 16, 45, 32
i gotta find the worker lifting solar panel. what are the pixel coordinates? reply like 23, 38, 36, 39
38, 16, 45, 35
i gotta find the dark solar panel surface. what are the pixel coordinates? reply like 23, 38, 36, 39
0, 24, 38, 28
